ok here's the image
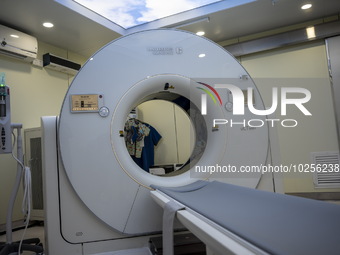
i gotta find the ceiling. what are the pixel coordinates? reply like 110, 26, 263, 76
1, 0, 340, 58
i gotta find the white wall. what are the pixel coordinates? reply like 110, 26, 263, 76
0, 41, 87, 225
137, 100, 194, 166
240, 40, 339, 193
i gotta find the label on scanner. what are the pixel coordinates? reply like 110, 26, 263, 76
71, 94, 99, 112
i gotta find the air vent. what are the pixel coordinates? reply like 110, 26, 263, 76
43, 53, 81, 76
0, 48, 28, 60
311, 151, 340, 188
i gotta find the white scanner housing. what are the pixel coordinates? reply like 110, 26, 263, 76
43, 29, 269, 254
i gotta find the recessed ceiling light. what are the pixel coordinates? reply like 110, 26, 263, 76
196, 31, 205, 36
43, 22, 54, 28
301, 3, 312, 10
10, 34, 19, 38
198, 53, 206, 58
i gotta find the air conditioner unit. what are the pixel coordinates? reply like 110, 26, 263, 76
43, 53, 81, 76
0, 24, 38, 62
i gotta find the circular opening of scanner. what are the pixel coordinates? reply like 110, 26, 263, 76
111, 74, 222, 188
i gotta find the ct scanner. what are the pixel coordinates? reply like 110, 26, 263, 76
41, 29, 340, 255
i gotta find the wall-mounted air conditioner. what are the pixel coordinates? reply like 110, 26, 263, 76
0, 24, 38, 62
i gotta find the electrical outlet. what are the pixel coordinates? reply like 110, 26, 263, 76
32, 58, 43, 67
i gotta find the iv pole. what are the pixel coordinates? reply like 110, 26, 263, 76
6, 124, 24, 245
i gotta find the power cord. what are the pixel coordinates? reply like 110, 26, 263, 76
11, 131, 32, 254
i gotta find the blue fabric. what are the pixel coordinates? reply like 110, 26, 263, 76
133, 124, 162, 172
152, 181, 340, 255
131, 126, 138, 142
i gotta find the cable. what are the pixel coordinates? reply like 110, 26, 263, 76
18, 166, 32, 254
11, 130, 32, 254
11, 131, 24, 170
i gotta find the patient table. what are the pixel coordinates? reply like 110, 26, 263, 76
151, 181, 340, 255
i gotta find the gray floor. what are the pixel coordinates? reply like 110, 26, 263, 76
1, 199, 340, 255
0, 225, 44, 255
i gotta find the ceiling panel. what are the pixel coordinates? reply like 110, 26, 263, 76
1, 0, 339, 58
